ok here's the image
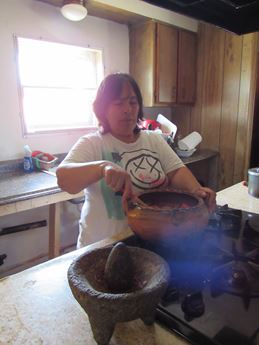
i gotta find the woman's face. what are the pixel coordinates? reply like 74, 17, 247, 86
106, 81, 139, 139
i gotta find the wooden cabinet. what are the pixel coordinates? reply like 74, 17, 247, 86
129, 21, 197, 106
156, 23, 178, 104
178, 30, 197, 103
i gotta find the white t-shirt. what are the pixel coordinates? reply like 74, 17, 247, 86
62, 130, 184, 248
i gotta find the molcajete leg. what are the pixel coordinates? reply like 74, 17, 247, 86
141, 307, 156, 325
88, 314, 115, 345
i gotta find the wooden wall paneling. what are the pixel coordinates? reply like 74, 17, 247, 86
190, 23, 205, 133
199, 25, 225, 152
171, 105, 191, 138
250, 51, 259, 167
186, 23, 256, 190
236, 33, 258, 181
219, 33, 243, 189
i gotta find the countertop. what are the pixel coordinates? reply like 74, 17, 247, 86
0, 169, 60, 205
179, 148, 218, 165
0, 182, 257, 345
216, 181, 259, 213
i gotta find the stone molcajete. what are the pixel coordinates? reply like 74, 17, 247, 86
67, 242, 170, 345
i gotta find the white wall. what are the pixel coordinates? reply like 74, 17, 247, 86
0, 0, 129, 161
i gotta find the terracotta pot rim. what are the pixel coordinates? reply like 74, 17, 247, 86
131, 188, 205, 212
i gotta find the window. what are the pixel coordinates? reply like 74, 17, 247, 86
15, 37, 104, 134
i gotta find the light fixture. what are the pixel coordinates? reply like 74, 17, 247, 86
61, 0, 88, 22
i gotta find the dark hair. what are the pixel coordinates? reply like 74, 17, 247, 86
93, 73, 144, 134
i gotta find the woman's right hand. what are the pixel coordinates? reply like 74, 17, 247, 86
102, 163, 133, 206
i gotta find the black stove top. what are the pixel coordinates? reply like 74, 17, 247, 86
122, 205, 259, 345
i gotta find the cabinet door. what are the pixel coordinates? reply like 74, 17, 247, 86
129, 21, 156, 106
156, 23, 178, 104
177, 30, 197, 104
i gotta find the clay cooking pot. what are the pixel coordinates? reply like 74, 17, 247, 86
126, 189, 209, 241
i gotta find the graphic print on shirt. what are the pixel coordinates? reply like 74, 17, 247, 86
112, 148, 166, 190
101, 147, 166, 220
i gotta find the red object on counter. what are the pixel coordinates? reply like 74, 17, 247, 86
32, 151, 58, 170
139, 119, 161, 130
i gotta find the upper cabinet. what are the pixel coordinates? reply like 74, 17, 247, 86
177, 29, 197, 104
129, 21, 197, 106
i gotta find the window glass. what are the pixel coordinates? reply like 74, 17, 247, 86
16, 37, 103, 134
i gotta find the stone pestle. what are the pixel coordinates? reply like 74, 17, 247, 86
104, 242, 134, 293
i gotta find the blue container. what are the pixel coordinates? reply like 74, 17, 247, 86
23, 156, 34, 173
23, 145, 34, 173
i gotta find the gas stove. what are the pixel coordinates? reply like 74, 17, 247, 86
122, 205, 259, 345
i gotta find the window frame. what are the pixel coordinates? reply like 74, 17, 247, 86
14, 35, 104, 137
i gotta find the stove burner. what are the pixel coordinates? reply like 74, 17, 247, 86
229, 268, 248, 288
210, 241, 259, 308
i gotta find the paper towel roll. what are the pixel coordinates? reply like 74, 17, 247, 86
178, 131, 202, 151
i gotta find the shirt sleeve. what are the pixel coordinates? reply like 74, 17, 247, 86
60, 133, 101, 164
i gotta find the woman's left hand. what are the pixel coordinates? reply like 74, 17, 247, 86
194, 187, 216, 213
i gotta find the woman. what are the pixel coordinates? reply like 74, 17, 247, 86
56, 73, 216, 248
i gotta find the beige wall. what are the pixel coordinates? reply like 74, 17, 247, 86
0, 0, 129, 161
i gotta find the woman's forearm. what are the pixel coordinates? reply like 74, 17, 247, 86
167, 166, 201, 192
56, 161, 107, 194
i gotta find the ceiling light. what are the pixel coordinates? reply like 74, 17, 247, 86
61, 0, 88, 22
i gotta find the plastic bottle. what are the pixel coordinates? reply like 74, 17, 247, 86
23, 145, 34, 173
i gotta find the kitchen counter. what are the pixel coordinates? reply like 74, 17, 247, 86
0, 229, 189, 345
216, 181, 259, 213
1, 182, 257, 345
0, 166, 84, 259
0, 169, 60, 205
181, 148, 218, 165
